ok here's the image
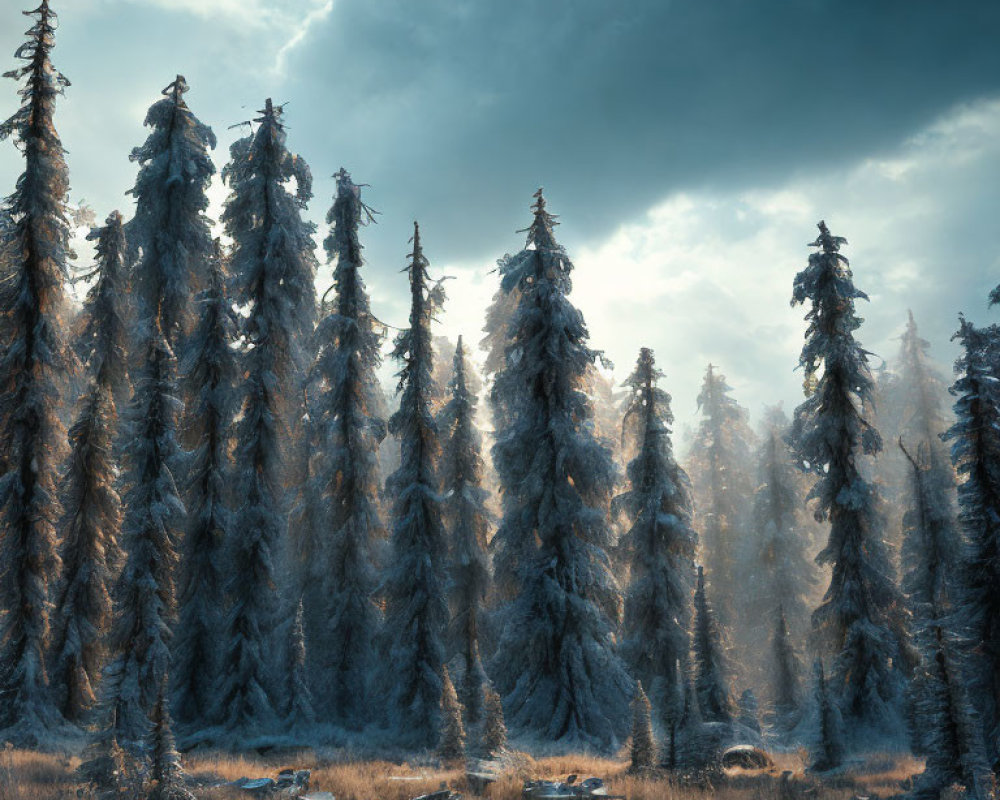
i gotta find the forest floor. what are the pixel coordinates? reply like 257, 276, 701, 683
0, 746, 923, 800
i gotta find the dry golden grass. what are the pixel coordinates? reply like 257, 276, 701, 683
0, 746, 81, 800
1, 747, 923, 800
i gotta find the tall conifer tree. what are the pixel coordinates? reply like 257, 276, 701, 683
50, 212, 128, 725
770, 608, 803, 730
490, 191, 631, 750
909, 625, 992, 800
439, 336, 491, 724
898, 312, 959, 615
689, 364, 754, 629
898, 312, 953, 476
692, 565, 733, 724
301, 169, 385, 724
809, 659, 844, 772
944, 317, 1000, 764
613, 347, 696, 723
93, 74, 215, 756
283, 599, 315, 729
219, 99, 318, 734
790, 221, 907, 741
172, 241, 236, 730
381, 222, 449, 748
99, 320, 182, 753
125, 76, 215, 345
0, 0, 73, 742
745, 408, 816, 685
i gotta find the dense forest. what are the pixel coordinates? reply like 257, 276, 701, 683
1, 5, 998, 800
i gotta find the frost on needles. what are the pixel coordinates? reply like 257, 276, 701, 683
789, 221, 908, 746
299, 169, 386, 726
0, 0, 74, 745
218, 99, 318, 736
490, 190, 631, 752
613, 347, 696, 728
380, 222, 449, 749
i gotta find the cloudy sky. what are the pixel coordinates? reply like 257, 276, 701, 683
2, 0, 999, 425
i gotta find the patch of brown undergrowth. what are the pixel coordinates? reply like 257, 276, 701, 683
0, 747, 925, 800
0, 746, 80, 800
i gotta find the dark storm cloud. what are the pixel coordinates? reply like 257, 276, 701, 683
1, 0, 997, 412
282, 0, 1000, 271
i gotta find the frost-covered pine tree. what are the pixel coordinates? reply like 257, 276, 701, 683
71, 210, 130, 408
737, 689, 761, 735
692, 566, 733, 724
0, 0, 74, 742
93, 74, 214, 756
670, 672, 707, 771
439, 336, 491, 724
790, 221, 908, 739
171, 240, 236, 730
438, 665, 466, 762
219, 99, 318, 735
97, 320, 183, 755
897, 312, 959, 613
490, 190, 631, 750
78, 709, 145, 800
148, 678, 194, 800
943, 316, 1000, 765
630, 682, 656, 772
903, 432, 992, 792
770, 607, 804, 731
480, 253, 521, 473
301, 169, 385, 724
689, 364, 754, 629
900, 440, 955, 631
284, 599, 315, 729
613, 348, 696, 722
49, 212, 129, 726
483, 682, 507, 757
898, 312, 954, 479
909, 625, 993, 800
809, 659, 845, 773
125, 75, 215, 346
381, 222, 449, 748
745, 407, 816, 683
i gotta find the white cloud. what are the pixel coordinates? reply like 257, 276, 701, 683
120, 0, 304, 25
432, 96, 1000, 429
112, 0, 333, 74
274, 0, 334, 76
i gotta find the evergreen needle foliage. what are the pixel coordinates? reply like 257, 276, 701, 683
381, 222, 449, 749
943, 316, 1000, 766
614, 347, 696, 724
746, 407, 816, 684
99, 320, 182, 754
50, 212, 128, 726
692, 565, 733, 724
490, 190, 631, 751
809, 659, 845, 773
690, 364, 754, 629
440, 336, 491, 724
630, 682, 656, 772
172, 240, 236, 730
148, 678, 194, 800
790, 221, 908, 741
483, 683, 507, 757
300, 169, 386, 725
438, 666, 466, 762
219, 98, 318, 735
284, 599, 316, 729
0, 0, 73, 742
